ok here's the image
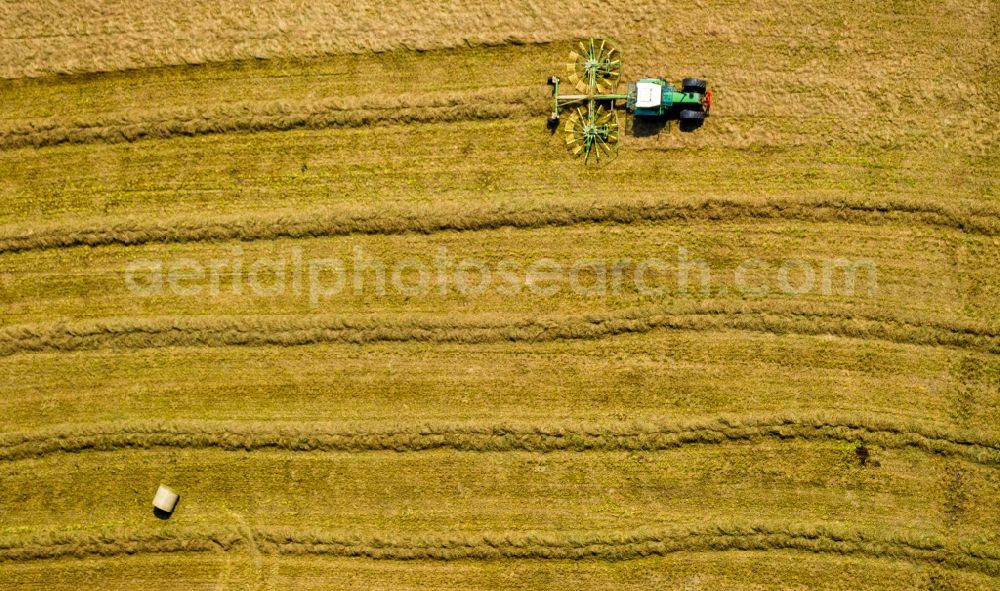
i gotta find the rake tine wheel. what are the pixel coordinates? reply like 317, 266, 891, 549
556, 38, 624, 165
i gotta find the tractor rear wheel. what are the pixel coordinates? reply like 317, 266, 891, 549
678, 109, 705, 132
682, 78, 707, 93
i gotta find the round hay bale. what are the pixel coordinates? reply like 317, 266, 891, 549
152, 484, 179, 514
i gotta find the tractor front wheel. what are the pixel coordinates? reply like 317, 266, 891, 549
682, 78, 707, 94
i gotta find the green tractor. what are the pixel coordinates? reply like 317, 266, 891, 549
627, 77, 711, 124
547, 38, 711, 163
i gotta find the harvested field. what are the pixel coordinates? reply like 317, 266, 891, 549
1, 0, 997, 588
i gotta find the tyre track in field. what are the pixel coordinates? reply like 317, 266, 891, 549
1, 524, 996, 575
0, 197, 997, 256
2, 415, 998, 466
0, 87, 540, 150
0, 303, 996, 358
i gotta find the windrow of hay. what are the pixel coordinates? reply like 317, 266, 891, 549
1, 523, 996, 575
1, 195, 997, 256
1, 414, 998, 465
0, 302, 996, 358
0, 87, 539, 150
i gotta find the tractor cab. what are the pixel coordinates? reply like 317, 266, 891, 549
626, 77, 711, 120
630, 78, 670, 117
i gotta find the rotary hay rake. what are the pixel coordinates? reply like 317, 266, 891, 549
547, 38, 627, 165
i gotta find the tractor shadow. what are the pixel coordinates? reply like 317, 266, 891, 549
630, 116, 704, 137
630, 117, 668, 137
678, 118, 706, 133
152, 496, 180, 520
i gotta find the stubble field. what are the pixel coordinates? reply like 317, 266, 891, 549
0, 1, 997, 589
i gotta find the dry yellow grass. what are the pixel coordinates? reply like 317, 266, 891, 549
3, 444, 999, 542
0, 220, 995, 310
1, 0, 998, 588
1, 0, 995, 92
4, 552, 999, 591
